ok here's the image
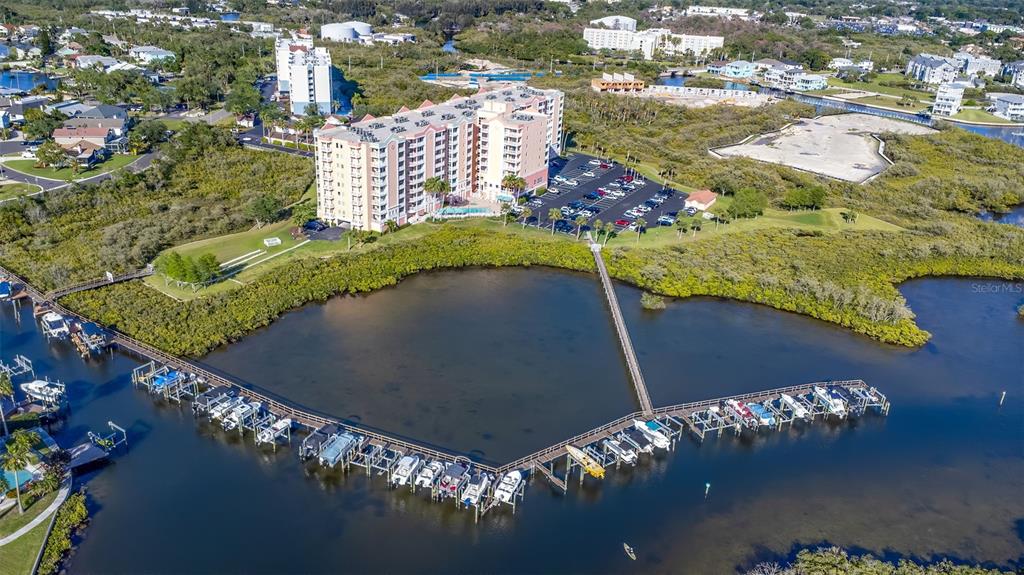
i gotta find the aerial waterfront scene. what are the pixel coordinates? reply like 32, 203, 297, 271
0, 1, 1021, 575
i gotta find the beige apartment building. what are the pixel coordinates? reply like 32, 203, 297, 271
314, 86, 563, 231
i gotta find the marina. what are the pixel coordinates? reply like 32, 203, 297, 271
0, 265, 895, 523
0, 271, 1020, 573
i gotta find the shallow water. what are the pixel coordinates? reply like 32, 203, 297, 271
1, 271, 1020, 574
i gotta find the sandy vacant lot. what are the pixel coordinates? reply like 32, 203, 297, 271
714, 113, 935, 183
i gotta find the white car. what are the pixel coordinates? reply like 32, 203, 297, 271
20, 150, 35, 158
636, 205, 652, 213
563, 179, 579, 187
588, 159, 601, 166
581, 171, 595, 177
624, 209, 641, 218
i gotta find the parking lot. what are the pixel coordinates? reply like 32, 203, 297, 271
513, 153, 692, 236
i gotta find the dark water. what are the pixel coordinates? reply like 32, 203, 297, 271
979, 205, 1024, 228
658, 76, 750, 91
1, 271, 1021, 574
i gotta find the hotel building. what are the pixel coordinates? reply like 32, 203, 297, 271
314, 86, 564, 231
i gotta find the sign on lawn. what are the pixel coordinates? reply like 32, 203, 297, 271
263, 237, 282, 247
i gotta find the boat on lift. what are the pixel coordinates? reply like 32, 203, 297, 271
209, 396, 244, 420
814, 386, 847, 418
748, 403, 776, 426
566, 445, 605, 479
780, 393, 809, 419
391, 454, 422, 487
0, 281, 11, 301
20, 379, 65, 403
318, 432, 360, 468
602, 438, 638, 464
493, 470, 523, 503
620, 428, 653, 453
257, 418, 292, 444
633, 420, 671, 449
40, 312, 70, 339
726, 399, 758, 427
439, 462, 470, 496
462, 472, 492, 506
414, 460, 445, 488
222, 400, 261, 431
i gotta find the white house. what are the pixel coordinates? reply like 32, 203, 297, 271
1003, 61, 1024, 89
932, 83, 964, 116
684, 189, 718, 211
954, 52, 1001, 77
129, 45, 176, 65
905, 54, 958, 84
990, 93, 1024, 121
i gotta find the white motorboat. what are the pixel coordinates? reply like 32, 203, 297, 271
414, 460, 445, 488
462, 472, 492, 506
20, 379, 65, 403
439, 463, 470, 497
493, 470, 523, 503
391, 455, 422, 486
780, 393, 809, 419
209, 396, 244, 420
40, 312, 70, 338
257, 418, 292, 444
633, 420, 671, 449
620, 428, 653, 453
601, 438, 637, 464
814, 386, 847, 418
222, 401, 261, 431
318, 432, 360, 468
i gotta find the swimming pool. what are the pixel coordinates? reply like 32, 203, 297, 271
436, 207, 493, 216
2, 468, 32, 491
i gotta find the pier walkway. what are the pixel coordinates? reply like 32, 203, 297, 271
46, 267, 154, 300
589, 241, 653, 415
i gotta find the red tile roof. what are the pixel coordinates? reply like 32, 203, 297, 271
687, 189, 718, 204
52, 127, 111, 138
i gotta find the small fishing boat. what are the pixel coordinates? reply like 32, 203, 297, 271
222, 401, 261, 431
318, 432, 360, 468
209, 396, 244, 420
39, 311, 70, 338
780, 393, 809, 419
439, 462, 470, 496
391, 454, 422, 487
462, 472, 492, 506
493, 470, 523, 503
257, 418, 292, 444
620, 428, 653, 453
414, 460, 445, 488
748, 403, 776, 426
726, 399, 758, 427
623, 542, 636, 560
813, 386, 847, 418
633, 420, 671, 449
20, 379, 65, 403
566, 445, 605, 479
602, 438, 638, 464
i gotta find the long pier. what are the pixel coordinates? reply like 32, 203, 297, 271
2, 263, 891, 510
589, 242, 653, 415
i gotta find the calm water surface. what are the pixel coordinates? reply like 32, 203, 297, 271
0, 270, 1020, 574
979, 205, 1024, 228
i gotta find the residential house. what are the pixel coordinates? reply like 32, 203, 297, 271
74, 55, 123, 71
763, 67, 827, 91
52, 126, 126, 153
2, 96, 48, 122
684, 189, 718, 211
721, 60, 755, 78
932, 83, 964, 116
129, 45, 176, 65
990, 93, 1024, 121
62, 117, 128, 137
905, 54, 958, 84
11, 43, 41, 59
59, 27, 88, 43
954, 52, 1001, 77
61, 141, 105, 166
77, 104, 129, 122
706, 60, 728, 74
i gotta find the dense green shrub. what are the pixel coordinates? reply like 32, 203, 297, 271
38, 490, 88, 575
745, 546, 1013, 574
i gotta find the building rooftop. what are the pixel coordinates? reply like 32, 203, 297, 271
320, 86, 556, 146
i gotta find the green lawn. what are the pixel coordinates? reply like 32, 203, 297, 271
0, 519, 48, 575
848, 95, 929, 112
4, 154, 138, 182
0, 182, 41, 201
951, 109, 1016, 124
0, 491, 59, 538
827, 73, 933, 100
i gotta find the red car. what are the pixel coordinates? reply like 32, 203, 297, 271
614, 219, 630, 226
596, 188, 607, 196
600, 163, 611, 169
622, 175, 634, 183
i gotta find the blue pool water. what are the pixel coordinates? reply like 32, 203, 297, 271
2, 468, 32, 490
437, 206, 492, 215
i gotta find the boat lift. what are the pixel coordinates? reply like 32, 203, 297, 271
0, 355, 34, 379
88, 421, 128, 452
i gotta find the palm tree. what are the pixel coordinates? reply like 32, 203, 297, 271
573, 215, 588, 239
423, 177, 451, 215
2, 430, 40, 515
0, 373, 12, 437
499, 202, 513, 227
690, 220, 702, 237
603, 221, 615, 245
675, 214, 688, 239
634, 217, 647, 244
547, 208, 561, 234
501, 174, 526, 201
592, 219, 604, 242
259, 104, 284, 140
519, 207, 533, 229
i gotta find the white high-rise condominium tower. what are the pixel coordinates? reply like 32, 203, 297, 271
274, 37, 341, 115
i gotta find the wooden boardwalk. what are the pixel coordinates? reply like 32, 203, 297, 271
589, 242, 653, 415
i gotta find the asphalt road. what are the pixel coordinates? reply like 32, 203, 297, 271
521, 153, 691, 235
0, 151, 158, 194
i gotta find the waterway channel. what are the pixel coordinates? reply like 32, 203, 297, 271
1, 270, 1021, 573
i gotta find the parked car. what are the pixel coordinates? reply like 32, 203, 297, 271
581, 171, 595, 178
624, 209, 641, 218
614, 219, 631, 227
643, 200, 659, 209
628, 222, 644, 232
304, 220, 328, 232
606, 182, 621, 189
568, 200, 586, 209
554, 219, 573, 232
588, 206, 602, 214
599, 163, 611, 169
685, 207, 698, 216
583, 192, 600, 201
547, 187, 561, 195
637, 205, 652, 213
579, 210, 594, 218
563, 179, 579, 187
553, 175, 567, 183
656, 189, 674, 198
649, 196, 665, 205
588, 159, 601, 166
560, 206, 575, 216
657, 215, 674, 226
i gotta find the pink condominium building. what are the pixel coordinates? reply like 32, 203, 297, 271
314, 85, 564, 231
